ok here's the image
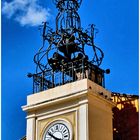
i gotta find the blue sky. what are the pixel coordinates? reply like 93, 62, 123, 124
2, 0, 138, 139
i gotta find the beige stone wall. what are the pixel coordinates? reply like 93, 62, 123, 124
88, 94, 113, 140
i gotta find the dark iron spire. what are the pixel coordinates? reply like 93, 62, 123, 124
28, 0, 109, 93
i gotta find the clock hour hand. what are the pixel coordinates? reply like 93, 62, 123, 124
48, 132, 62, 140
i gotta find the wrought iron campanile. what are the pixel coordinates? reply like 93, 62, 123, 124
28, 0, 110, 93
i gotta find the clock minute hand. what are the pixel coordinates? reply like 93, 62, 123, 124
48, 132, 62, 140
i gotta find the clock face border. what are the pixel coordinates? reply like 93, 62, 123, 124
42, 119, 73, 140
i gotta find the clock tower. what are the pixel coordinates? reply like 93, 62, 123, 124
22, 79, 115, 140
22, 0, 115, 140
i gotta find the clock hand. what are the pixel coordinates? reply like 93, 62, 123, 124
48, 132, 62, 140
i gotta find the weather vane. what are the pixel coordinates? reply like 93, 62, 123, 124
28, 0, 110, 93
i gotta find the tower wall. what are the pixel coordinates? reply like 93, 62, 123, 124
22, 79, 115, 140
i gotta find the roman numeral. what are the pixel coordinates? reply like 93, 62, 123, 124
59, 124, 64, 131
55, 124, 59, 130
62, 128, 68, 134
64, 134, 68, 138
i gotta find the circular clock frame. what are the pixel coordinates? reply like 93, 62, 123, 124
42, 119, 73, 140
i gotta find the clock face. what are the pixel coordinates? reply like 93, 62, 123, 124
43, 120, 72, 140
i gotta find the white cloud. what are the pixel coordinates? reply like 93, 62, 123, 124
2, 0, 50, 26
